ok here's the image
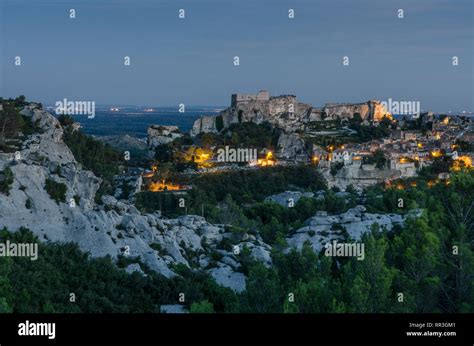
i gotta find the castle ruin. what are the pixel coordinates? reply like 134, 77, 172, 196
231, 90, 270, 107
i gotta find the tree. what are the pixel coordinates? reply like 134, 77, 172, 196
243, 263, 282, 313
190, 300, 214, 313
391, 216, 441, 312
341, 231, 396, 312
0, 102, 24, 146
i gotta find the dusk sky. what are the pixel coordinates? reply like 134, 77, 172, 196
1, 0, 473, 112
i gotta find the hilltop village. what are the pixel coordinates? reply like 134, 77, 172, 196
0, 96, 473, 311
143, 90, 473, 192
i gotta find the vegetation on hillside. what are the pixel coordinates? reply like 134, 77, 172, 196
1, 171, 472, 313
59, 115, 124, 181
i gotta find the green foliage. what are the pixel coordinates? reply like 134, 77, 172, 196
242, 263, 283, 313
44, 178, 67, 204
190, 300, 214, 313
349, 118, 392, 142
193, 165, 326, 204
222, 122, 279, 149
0, 167, 14, 195
0, 228, 240, 313
60, 121, 123, 180
215, 115, 224, 132
363, 149, 387, 169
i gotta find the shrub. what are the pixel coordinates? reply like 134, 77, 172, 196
215, 115, 224, 132
0, 167, 14, 195
44, 178, 67, 204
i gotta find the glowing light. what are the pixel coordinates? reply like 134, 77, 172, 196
190, 148, 213, 168
149, 180, 182, 192
431, 150, 442, 158
417, 143, 423, 149
258, 150, 276, 166
442, 117, 449, 125
452, 156, 473, 171
399, 157, 410, 163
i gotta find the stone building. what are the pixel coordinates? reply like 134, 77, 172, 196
231, 90, 270, 107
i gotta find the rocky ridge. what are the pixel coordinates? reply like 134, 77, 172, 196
0, 106, 413, 293
0, 107, 270, 292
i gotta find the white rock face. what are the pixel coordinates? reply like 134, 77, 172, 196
147, 125, 183, 148
190, 116, 218, 136
191, 95, 312, 136
160, 304, 188, 314
265, 191, 314, 207
0, 107, 272, 293
208, 264, 246, 293
277, 132, 308, 161
286, 205, 413, 253
323, 164, 401, 190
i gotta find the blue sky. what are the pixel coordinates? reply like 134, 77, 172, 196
1, 0, 473, 112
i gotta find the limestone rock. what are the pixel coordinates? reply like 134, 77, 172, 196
147, 125, 183, 148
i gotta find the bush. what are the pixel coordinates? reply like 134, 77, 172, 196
44, 178, 67, 204
0, 167, 14, 195
215, 115, 224, 132
190, 300, 214, 313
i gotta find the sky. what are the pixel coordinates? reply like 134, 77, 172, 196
1, 0, 473, 112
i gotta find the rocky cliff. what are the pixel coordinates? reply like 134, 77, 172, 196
322, 100, 391, 121
0, 105, 409, 293
147, 125, 183, 149
0, 107, 271, 292
191, 94, 312, 136
190, 92, 392, 136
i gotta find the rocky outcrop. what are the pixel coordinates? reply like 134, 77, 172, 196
323, 164, 401, 190
190, 116, 218, 136
191, 92, 392, 137
191, 92, 313, 135
147, 125, 183, 148
323, 100, 391, 121
99, 134, 151, 159
0, 107, 271, 293
276, 132, 308, 162
286, 205, 419, 253
265, 191, 314, 207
